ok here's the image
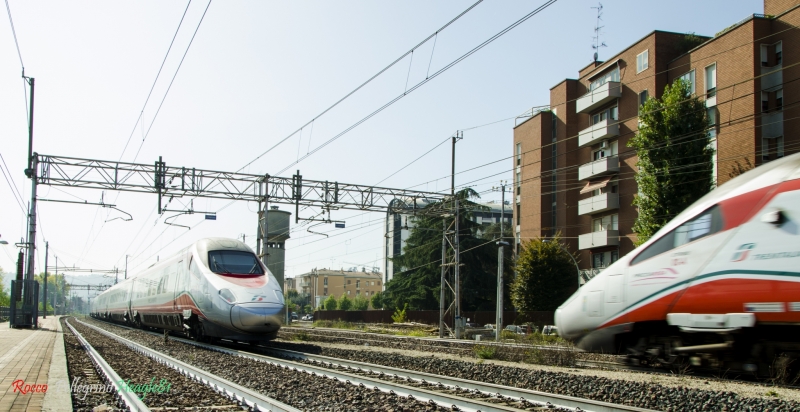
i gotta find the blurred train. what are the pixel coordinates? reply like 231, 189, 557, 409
556, 152, 800, 375
91, 238, 285, 343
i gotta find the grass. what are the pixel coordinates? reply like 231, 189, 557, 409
474, 345, 497, 359
292, 331, 310, 341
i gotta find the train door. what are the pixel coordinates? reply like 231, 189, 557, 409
174, 258, 185, 312
624, 206, 728, 324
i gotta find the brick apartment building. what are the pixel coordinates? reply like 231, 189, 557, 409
513, 0, 800, 283
290, 268, 383, 309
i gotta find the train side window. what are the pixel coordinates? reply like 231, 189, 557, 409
631, 206, 723, 265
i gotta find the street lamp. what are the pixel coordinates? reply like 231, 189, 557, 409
542, 238, 581, 288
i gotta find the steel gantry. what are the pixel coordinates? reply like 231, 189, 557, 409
33, 153, 467, 337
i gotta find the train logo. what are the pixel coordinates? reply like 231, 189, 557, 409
731, 243, 756, 262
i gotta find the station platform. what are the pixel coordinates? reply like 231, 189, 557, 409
0, 316, 72, 412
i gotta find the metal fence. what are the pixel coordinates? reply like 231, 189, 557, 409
314, 310, 554, 329
0, 306, 9, 322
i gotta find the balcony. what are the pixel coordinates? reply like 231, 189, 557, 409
578, 119, 620, 147
578, 156, 619, 181
761, 63, 783, 91
576, 81, 621, 114
579, 230, 620, 250
578, 192, 620, 216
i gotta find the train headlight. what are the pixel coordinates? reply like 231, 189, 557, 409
219, 288, 237, 304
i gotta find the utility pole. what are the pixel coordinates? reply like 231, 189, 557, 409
43, 242, 48, 318
20, 72, 38, 328
494, 182, 509, 341
452, 131, 463, 339
115, 267, 118, 285
125, 255, 129, 280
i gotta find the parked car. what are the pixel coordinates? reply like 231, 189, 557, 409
504, 325, 526, 335
302, 314, 314, 321
542, 325, 558, 336
291, 312, 298, 320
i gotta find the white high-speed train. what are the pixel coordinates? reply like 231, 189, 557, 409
556, 152, 800, 374
91, 238, 285, 342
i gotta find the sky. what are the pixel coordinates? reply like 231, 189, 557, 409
0, 0, 763, 293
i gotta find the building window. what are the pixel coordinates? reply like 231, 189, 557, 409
347, 290, 351, 295
762, 41, 783, 67
356, 280, 360, 288
592, 253, 604, 269
592, 106, 618, 125
323, 288, 328, 295
776, 89, 783, 110
551, 109, 557, 140
762, 92, 769, 112
324, 277, 328, 286
592, 140, 618, 161
592, 180, 618, 197
516, 143, 521, 166
516, 170, 521, 195
347, 280, 351, 285
763, 136, 784, 162
705, 63, 716, 98
611, 250, 619, 263
592, 214, 618, 232
676, 70, 695, 94
636, 50, 649, 73
590, 67, 620, 91
708, 108, 718, 187
516, 204, 521, 225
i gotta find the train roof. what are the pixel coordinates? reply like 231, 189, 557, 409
645, 152, 800, 244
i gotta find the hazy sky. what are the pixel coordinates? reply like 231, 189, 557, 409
0, 0, 762, 288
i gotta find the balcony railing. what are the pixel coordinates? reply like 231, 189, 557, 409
579, 230, 620, 250
580, 268, 603, 284
578, 156, 619, 181
578, 192, 620, 216
578, 119, 619, 147
576, 81, 621, 114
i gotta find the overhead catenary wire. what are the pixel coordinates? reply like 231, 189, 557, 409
275, 0, 559, 176
117, 0, 193, 162
236, 0, 485, 174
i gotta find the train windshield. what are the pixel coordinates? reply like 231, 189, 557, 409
207, 251, 264, 275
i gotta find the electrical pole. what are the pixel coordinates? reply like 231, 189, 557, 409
21, 73, 38, 328
494, 183, 509, 341
452, 131, 463, 339
125, 255, 129, 280
43, 242, 48, 318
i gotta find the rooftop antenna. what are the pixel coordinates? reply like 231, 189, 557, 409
591, 3, 607, 62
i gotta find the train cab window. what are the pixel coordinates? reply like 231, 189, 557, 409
208, 251, 264, 275
631, 206, 723, 265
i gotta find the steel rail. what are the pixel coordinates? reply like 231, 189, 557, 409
83, 320, 545, 411
256, 346, 656, 412
100, 320, 656, 412
73, 319, 301, 412
65, 318, 150, 412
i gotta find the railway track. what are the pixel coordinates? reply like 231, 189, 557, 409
81, 318, 656, 412
66, 318, 300, 412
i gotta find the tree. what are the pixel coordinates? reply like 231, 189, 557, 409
352, 294, 369, 311
338, 294, 353, 311
629, 78, 714, 245
323, 295, 338, 310
511, 236, 577, 312
370, 291, 384, 310
34, 272, 69, 313
384, 188, 513, 311
303, 304, 312, 314
0, 267, 9, 307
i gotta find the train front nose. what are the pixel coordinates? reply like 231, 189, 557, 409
554, 295, 585, 341
230, 302, 284, 333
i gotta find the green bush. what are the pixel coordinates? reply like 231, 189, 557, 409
323, 295, 338, 310
338, 295, 353, 310
474, 345, 497, 359
352, 294, 369, 311
391, 303, 408, 323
